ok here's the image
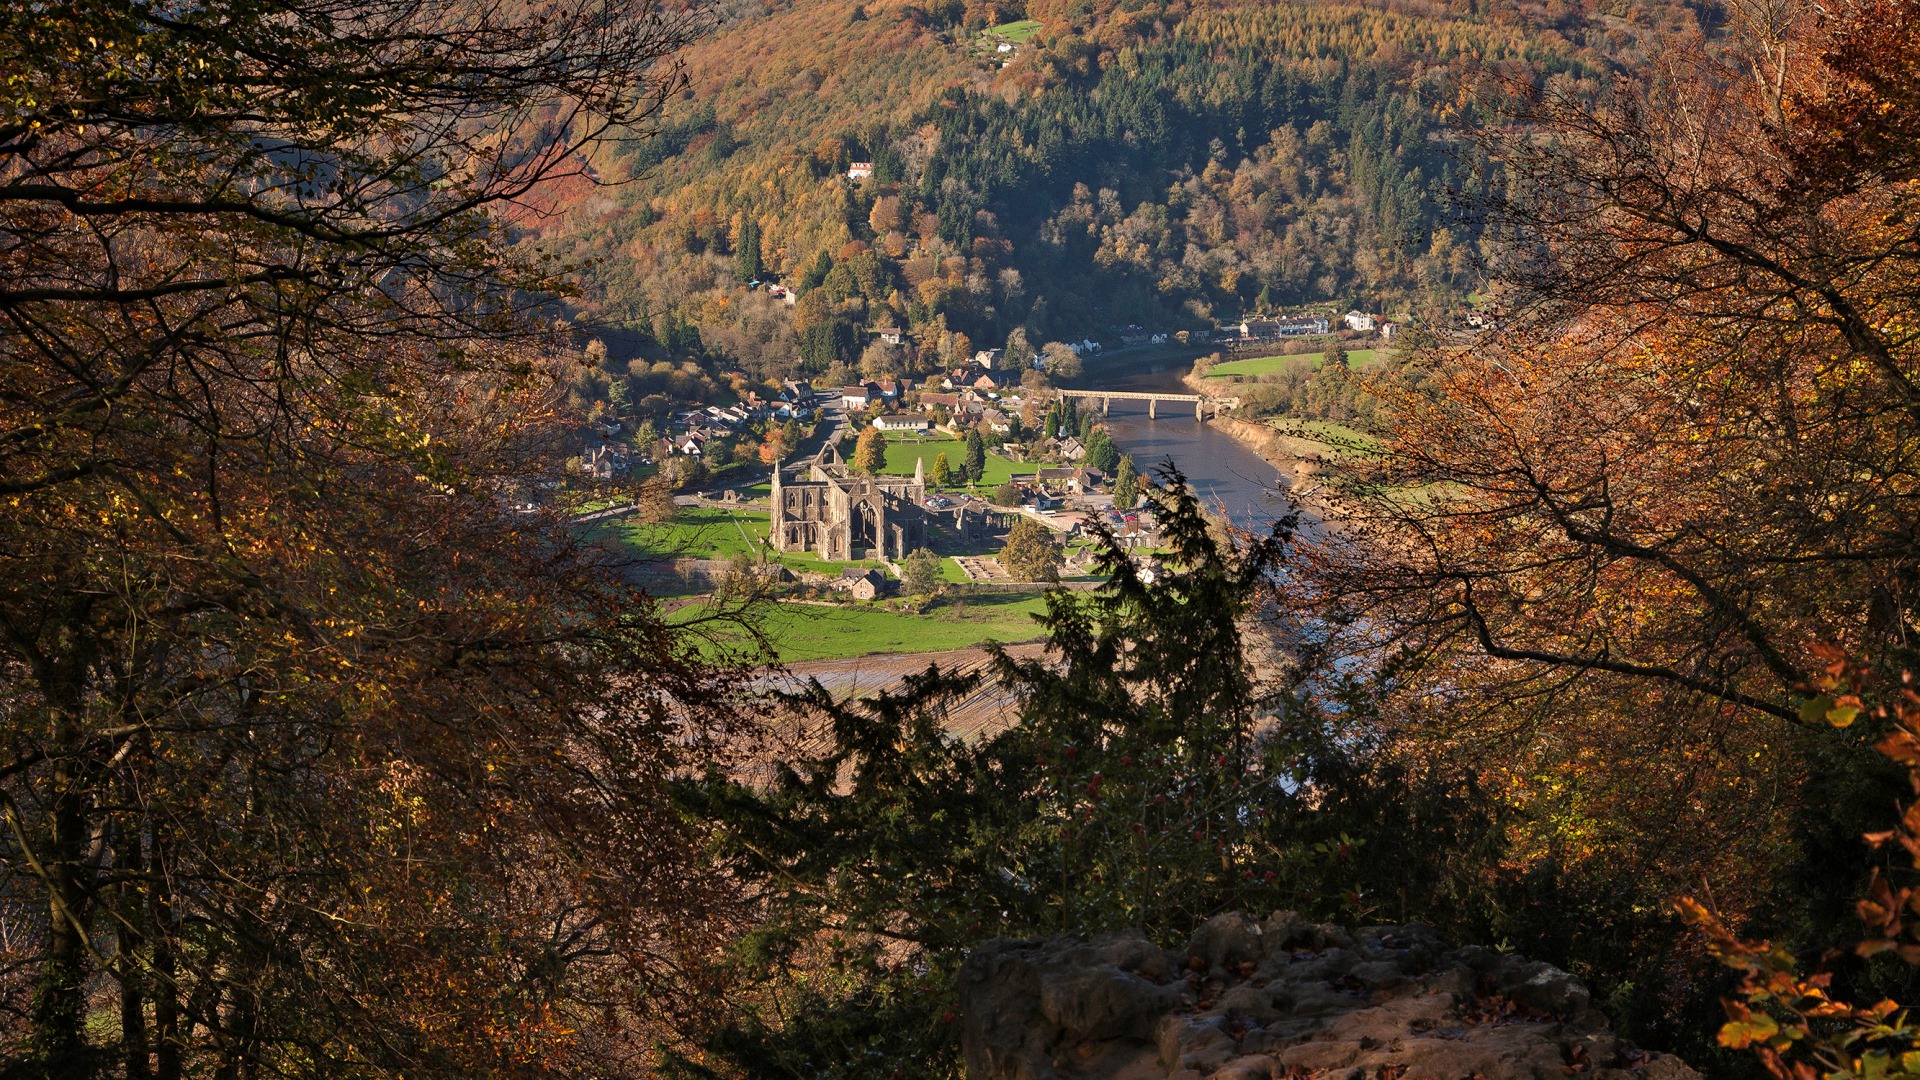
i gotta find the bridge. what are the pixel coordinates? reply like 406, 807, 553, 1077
1056, 388, 1240, 420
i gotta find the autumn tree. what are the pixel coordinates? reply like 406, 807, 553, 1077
932, 451, 954, 487
1000, 517, 1063, 582
0, 0, 744, 1076
758, 427, 789, 465
1301, 0, 1920, 1041
853, 425, 889, 474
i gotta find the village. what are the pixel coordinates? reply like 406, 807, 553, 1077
562, 301, 1398, 628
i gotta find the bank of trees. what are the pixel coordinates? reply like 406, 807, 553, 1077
0, 1, 746, 1076
1299, 0, 1920, 1061
544, 0, 1624, 382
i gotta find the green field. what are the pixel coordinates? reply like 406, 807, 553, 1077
880, 439, 1036, 488
597, 506, 768, 559
1207, 349, 1384, 378
673, 592, 1053, 662
987, 18, 1042, 41
592, 506, 889, 581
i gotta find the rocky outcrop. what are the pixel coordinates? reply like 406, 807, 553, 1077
958, 912, 1698, 1080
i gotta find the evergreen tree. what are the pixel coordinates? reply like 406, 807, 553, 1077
801, 317, 858, 373
963, 428, 986, 482
1083, 429, 1119, 473
932, 451, 953, 487
670, 470, 1480, 1079
1112, 454, 1139, 508
800, 250, 835, 291
734, 218, 764, 282
1322, 341, 1350, 369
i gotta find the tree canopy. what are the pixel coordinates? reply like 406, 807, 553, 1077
0, 0, 741, 1075
999, 517, 1063, 582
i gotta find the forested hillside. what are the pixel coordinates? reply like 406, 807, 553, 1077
533, 0, 1697, 379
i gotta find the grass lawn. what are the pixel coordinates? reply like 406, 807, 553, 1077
673, 591, 1053, 662
1207, 349, 1385, 378
987, 18, 1041, 40
594, 506, 769, 559
592, 505, 893, 581
880, 439, 1036, 488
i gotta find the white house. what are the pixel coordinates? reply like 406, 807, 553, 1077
706, 404, 749, 428
846, 162, 874, 180
973, 347, 1004, 369
841, 385, 873, 410
873, 414, 930, 433
1344, 311, 1377, 332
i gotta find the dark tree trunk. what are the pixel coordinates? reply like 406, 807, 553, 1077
118, 814, 152, 1080
152, 824, 182, 1080
33, 749, 95, 1077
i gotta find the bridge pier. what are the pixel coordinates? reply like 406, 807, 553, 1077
1196, 399, 1204, 421
1101, 396, 1109, 416
1148, 398, 1156, 419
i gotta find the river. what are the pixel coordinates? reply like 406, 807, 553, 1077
1063, 349, 1292, 532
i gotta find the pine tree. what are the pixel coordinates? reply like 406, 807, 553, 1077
734, 218, 764, 282
1083, 429, 1119, 473
963, 428, 986, 482
1112, 454, 1139, 508
669, 469, 1412, 1080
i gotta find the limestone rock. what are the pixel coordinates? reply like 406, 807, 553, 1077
957, 913, 1698, 1080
